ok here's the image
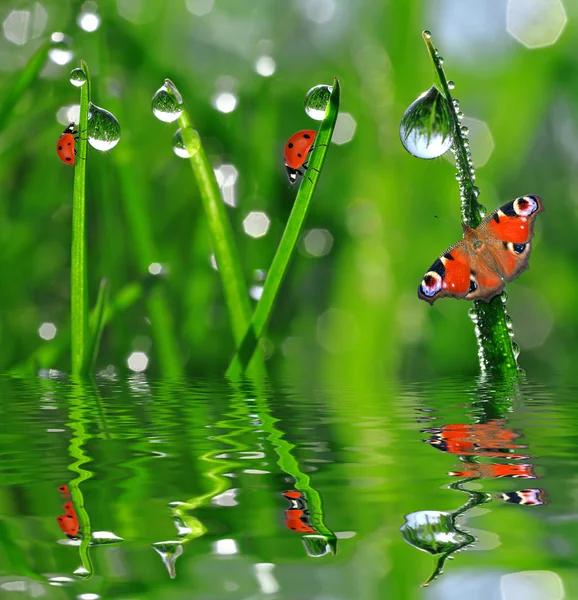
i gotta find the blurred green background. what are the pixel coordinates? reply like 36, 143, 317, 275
0, 0, 575, 380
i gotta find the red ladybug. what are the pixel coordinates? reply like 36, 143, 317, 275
284, 130, 318, 184
56, 123, 80, 166
282, 490, 317, 534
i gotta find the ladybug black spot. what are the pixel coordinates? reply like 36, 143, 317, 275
297, 153, 302, 158
303, 133, 311, 139
67, 142, 72, 146
58, 146, 62, 150
66, 157, 72, 162
288, 142, 294, 149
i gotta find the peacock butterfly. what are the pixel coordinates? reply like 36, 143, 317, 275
418, 195, 544, 304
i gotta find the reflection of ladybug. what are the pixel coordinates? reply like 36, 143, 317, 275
449, 463, 536, 479
423, 422, 528, 459
284, 130, 319, 185
497, 489, 546, 506
282, 491, 317, 534
56, 485, 80, 539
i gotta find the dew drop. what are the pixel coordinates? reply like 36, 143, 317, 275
437, 56, 444, 65
478, 204, 486, 217
304, 84, 332, 120
152, 80, 183, 123
69, 67, 86, 87
512, 341, 520, 359
447, 80, 455, 90
88, 103, 121, 151
423, 30, 432, 39
172, 127, 201, 158
400, 86, 453, 159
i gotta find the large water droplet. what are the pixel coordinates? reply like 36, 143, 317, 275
304, 84, 332, 120
152, 80, 183, 123
69, 68, 86, 87
88, 103, 121, 151
400, 86, 453, 159
172, 127, 201, 158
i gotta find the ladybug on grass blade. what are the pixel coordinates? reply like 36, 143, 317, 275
284, 129, 324, 184
56, 122, 83, 166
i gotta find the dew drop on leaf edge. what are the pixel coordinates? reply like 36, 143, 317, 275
400, 86, 453, 159
172, 127, 201, 158
69, 68, 87, 87
304, 84, 332, 121
87, 103, 121, 151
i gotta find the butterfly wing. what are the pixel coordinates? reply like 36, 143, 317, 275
418, 239, 503, 304
478, 195, 544, 281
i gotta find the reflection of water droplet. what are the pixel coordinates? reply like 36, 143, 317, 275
88, 103, 121, 151
304, 84, 332, 120
152, 541, 183, 579
69, 68, 86, 87
49, 32, 74, 65
423, 30, 432, 39
152, 81, 183, 123
447, 80, 455, 90
400, 86, 453, 159
172, 127, 201, 158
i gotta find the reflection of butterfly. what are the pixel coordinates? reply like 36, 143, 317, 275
56, 485, 80, 539
282, 491, 317, 534
418, 195, 544, 304
449, 463, 536, 479
497, 489, 546, 506
423, 422, 528, 459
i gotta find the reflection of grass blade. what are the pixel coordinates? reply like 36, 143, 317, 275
88, 279, 109, 371
71, 60, 91, 377
422, 33, 518, 377
67, 383, 95, 578
0, 42, 49, 134
227, 79, 341, 378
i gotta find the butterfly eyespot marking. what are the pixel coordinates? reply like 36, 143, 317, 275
468, 275, 478, 294
420, 271, 443, 298
442, 252, 454, 261
512, 243, 526, 254
514, 195, 539, 217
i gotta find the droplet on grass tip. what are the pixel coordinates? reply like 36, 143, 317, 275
304, 84, 332, 120
152, 81, 183, 123
88, 103, 120, 151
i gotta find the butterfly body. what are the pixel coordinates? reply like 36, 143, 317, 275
418, 195, 544, 304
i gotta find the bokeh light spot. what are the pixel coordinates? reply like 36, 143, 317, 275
297, 0, 336, 24
214, 164, 238, 207
78, 11, 101, 32
332, 113, 356, 145
212, 92, 237, 114
507, 0, 567, 48
3, 11, 30, 45
243, 212, 270, 238
303, 228, 333, 257
127, 351, 148, 372
213, 538, 238, 555
255, 55, 276, 77
461, 116, 494, 167
38, 322, 57, 340
501, 570, 564, 600
186, 0, 214, 16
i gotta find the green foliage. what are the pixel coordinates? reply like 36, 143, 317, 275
0, 2, 571, 378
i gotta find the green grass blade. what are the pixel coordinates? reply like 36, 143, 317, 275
0, 41, 49, 134
422, 34, 518, 377
226, 78, 341, 378
71, 60, 91, 377
88, 278, 109, 371
163, 80, 264, 376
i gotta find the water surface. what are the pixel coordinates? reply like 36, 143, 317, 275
0, 375, 575, 599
